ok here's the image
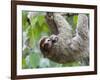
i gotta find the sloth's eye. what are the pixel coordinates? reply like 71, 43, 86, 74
48, 40, 50, 41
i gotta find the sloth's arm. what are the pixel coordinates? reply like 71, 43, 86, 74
70, 14, 89, 51
69, 14, 89, 65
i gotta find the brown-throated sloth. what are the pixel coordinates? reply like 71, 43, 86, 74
40, 13, 89, 65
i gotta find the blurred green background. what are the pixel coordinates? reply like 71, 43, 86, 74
22, 11, 81, 69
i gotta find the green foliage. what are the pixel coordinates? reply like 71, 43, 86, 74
22, 11, 80, 69
29, 53, 40, 68
62, 61, 80, 67
66, 14, 78, 31
22, 11, 29, 31
22, 57, 28, 69
73, 15, 78, 30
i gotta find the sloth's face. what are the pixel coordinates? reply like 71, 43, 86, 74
43, 38, 52, 50
40, 37, 52, 51
40, 35, 58, 52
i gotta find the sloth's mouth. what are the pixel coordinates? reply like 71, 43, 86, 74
44, 43, 49, 48
44, 43, 51, 51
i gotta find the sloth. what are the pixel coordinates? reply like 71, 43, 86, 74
40, 13, 89, 65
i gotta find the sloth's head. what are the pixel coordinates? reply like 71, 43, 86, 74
40, 37, 52, 52
40, 35, 58, 52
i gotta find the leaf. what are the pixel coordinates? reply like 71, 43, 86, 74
62, 61, 80, 67
73, 15, 78, 30
39, 58, 50, 68
22, 47, 30, 58
37, 16, 45, 26
22, 58, 28, 69
31, 16, 38, 28
22, 11, 29, 31
29, 53, 40, 68
49, 60, 62, 67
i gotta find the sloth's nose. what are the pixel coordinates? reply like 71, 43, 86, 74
44, 43, 49, 48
